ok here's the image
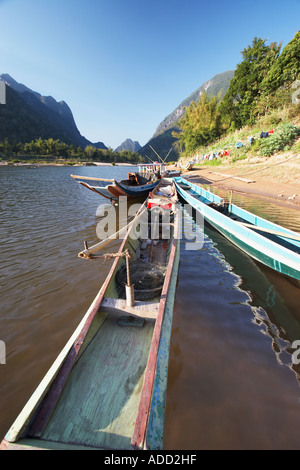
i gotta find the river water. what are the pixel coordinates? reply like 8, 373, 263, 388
1, 165, 300, 449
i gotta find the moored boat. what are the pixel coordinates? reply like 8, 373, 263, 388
179, 159, 195, 171
71, 164, 165, 201
1, 179, 180, 451
138, 162, 181, 178
165, 169, 181, 177
174, 177, 300, 285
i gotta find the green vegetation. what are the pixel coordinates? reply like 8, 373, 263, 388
190, 111, 300, 169
259, 123, 300, 157
174, 32, 300, 160
172, 93, 223, 153
0, 138, 144, 164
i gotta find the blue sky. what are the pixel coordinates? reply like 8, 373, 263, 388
0, 0, 299, 149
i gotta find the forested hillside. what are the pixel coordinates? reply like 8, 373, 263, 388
174, 33, 300, 156
138, 71, 234, 161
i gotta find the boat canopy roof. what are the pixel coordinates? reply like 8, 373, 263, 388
138, 162, 167, 174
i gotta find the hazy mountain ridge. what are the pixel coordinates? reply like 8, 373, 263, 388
115, 138, 141, 153
0, 74, 107, 149
153, 70, 234, 138
138, 70, 234, 161
0, 70, 234, 158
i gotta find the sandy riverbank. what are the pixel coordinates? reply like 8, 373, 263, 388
174, 152, 300, 210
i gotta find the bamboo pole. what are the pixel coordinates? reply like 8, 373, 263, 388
165, 148, 173, 162
209, 172, 255, 183
145, 154, 155, 163
228, 190, 233, 214
149, 145, 164, 163
77, 206, 147, 258
71, 174, 115, 183
125, 249, 134, 307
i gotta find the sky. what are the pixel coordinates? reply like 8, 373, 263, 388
0, 0, 299, 149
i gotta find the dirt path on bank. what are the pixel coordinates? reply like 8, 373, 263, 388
176, 153, 300, 210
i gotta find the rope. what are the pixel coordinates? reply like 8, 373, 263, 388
104, 249, 131, 260
88, 249, 131, 261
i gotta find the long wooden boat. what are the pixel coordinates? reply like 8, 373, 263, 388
174, 177, 300, 285
1, 179, 180, 450
71, 165, 166, 201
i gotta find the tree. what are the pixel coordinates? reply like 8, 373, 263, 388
261, 31, 300, 95
84, 145, 96, 160
173, 93, 223, 153
221, 37, 281, 128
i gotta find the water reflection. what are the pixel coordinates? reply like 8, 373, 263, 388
204, 184, 300, 233
165, 203, 300, 450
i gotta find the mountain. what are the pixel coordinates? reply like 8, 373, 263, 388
115, 138, 141, 153
153, 70, 234, 137
0, 74, 107, 149
138, 70, 234, 161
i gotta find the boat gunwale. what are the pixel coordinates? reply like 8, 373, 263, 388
176, 177, 300, 242
114, 179, 160, 195
174, 177, 300, 279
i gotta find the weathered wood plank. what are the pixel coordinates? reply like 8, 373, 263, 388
101, 297, 159, 319
146, 234, 181, 449
71, 174, 115, 183
40, 316, 155, 450
131, 206, 180, 449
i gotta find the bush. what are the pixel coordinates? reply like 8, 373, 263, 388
231, 154, 247, 163
202, 158, 222, 166
259, 124, 300, 157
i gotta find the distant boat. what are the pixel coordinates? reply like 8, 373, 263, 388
175, 177, 300, 285
164, 169, 181, 177
179, 160, 195, 171
71, 164, 166, 201
138, 163, 181, 178
1, 178, 180, 450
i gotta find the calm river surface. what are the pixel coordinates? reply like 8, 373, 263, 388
1, 165, 300, 449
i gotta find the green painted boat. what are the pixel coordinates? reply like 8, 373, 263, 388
1, 179, 180, 451
175, 177, 300, 285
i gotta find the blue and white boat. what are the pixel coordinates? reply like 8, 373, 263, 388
174, 177, 300, 285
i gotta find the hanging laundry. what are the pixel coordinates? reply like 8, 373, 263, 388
260, 132, 269, 138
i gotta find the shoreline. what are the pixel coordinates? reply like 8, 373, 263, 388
0, 161, 137, 167
2, 157, 299, 211
177, 155, 300, 211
